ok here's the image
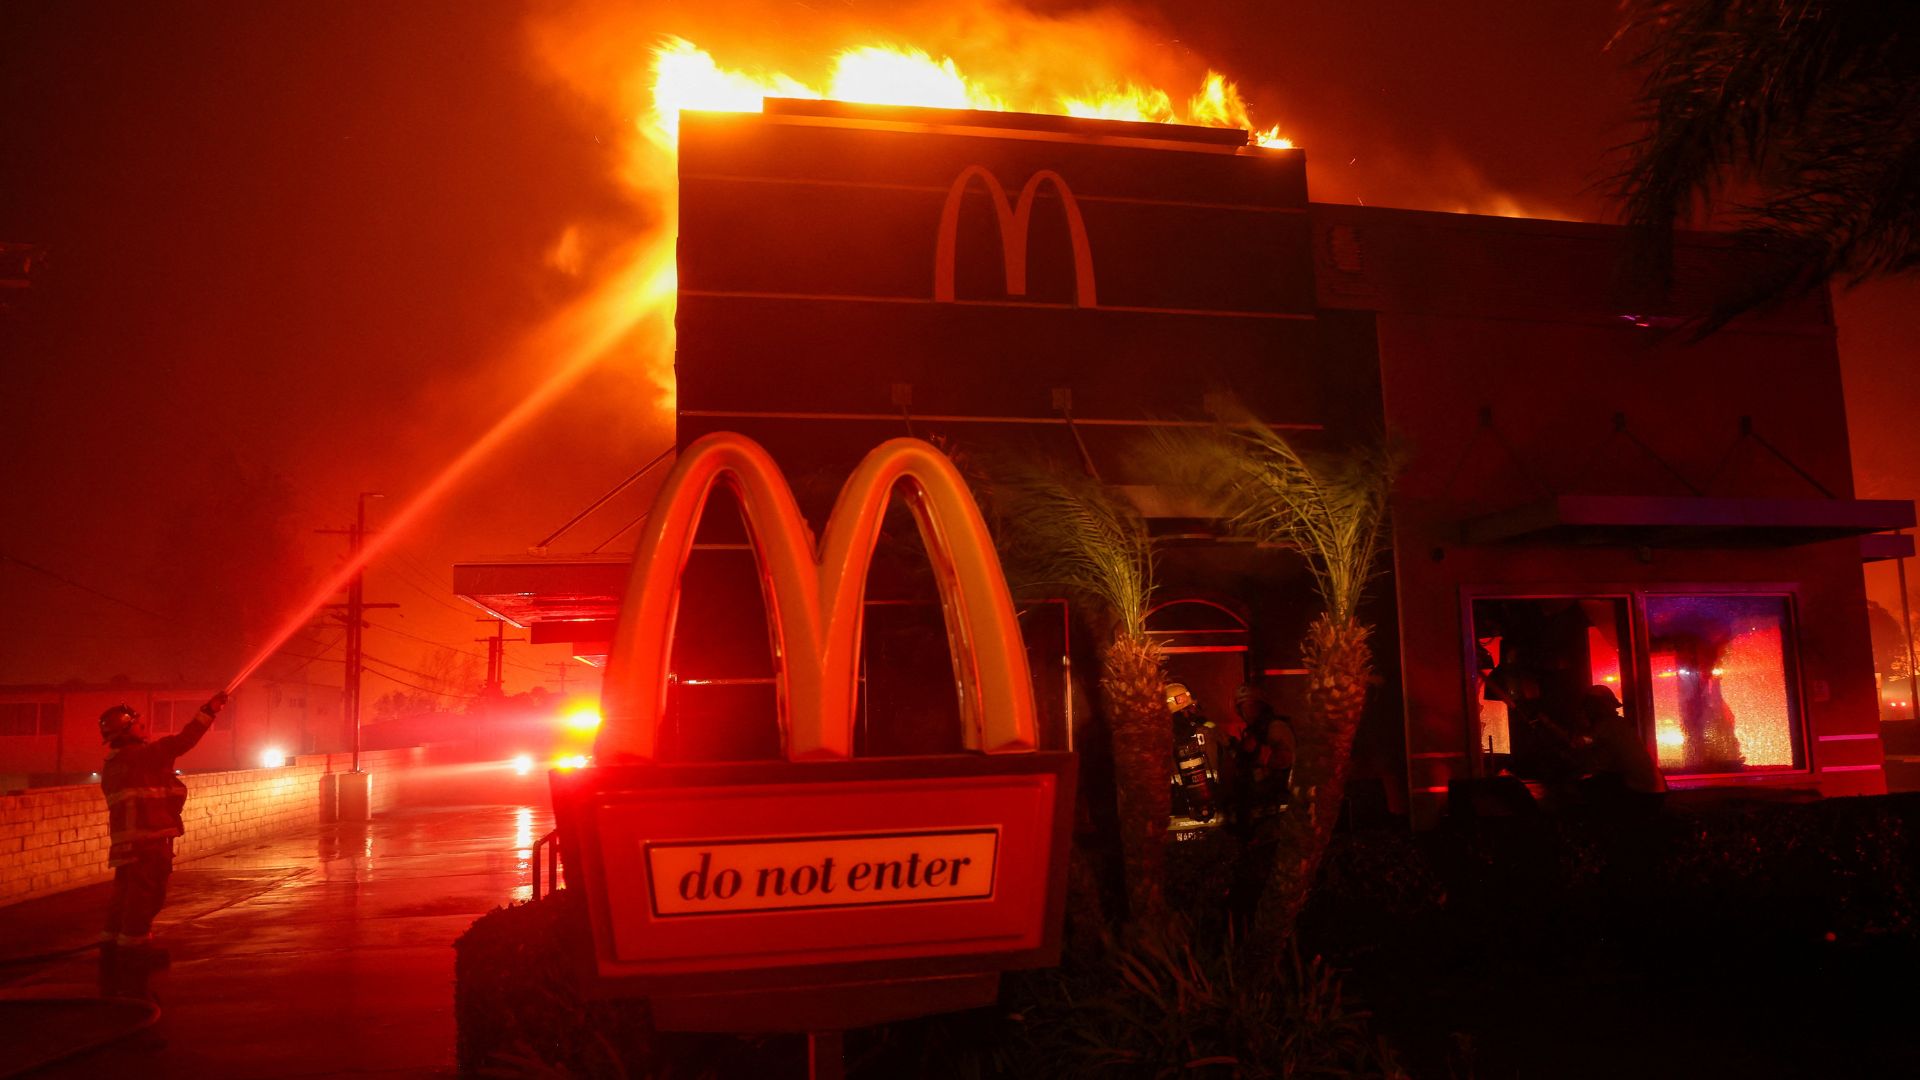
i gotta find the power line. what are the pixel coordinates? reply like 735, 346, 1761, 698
387, 568, 474, 615
361, 649, 464, 685
0, 550, 170, 621
369, 620, 547, 675
276, 632, 345, 679
358, 663, 478, 701
384, 551, 481, 616
275, 649, 341, 667
535, 446, 674, 550
591, 510, 649, 553
369, 622, 490, 660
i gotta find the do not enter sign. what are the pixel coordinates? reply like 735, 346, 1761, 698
649, 828, 999, 917
562, 760, 1069, 988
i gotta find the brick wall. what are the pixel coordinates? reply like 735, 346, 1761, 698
0, 746, 433, 908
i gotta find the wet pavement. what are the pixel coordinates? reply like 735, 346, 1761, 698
0, 761, 553, 1078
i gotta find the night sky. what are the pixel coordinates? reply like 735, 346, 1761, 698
2, 1, 1914, 695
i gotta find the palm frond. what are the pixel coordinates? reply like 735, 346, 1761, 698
985, 456, 1156, 639
1160, 418, 1401, 625
1613, 0, 1920, 319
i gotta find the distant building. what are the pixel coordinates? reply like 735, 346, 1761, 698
457, 102, 1908, 823
0, 676, 344, 789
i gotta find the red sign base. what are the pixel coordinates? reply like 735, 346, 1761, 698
552, 753, 1074, 1029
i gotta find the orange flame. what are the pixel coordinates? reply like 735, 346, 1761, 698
646, 36, 1293, 149
520, 20, 1297, 440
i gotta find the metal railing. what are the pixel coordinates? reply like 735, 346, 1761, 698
529, 828, 563, 899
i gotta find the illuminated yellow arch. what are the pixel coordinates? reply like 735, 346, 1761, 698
599, 433, 1037, 763
933, 165, 1098, 307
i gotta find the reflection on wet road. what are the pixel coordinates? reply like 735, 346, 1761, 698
0, 759, 555, 1077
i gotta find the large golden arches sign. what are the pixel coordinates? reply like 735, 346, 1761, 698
599, 433, 1037, 763
933, 166, 1098, 308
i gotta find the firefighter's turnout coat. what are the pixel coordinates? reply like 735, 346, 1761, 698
102, 704, 217, 867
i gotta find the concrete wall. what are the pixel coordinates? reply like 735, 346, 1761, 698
0, 747, 428, 908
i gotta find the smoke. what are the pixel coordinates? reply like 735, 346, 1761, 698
1310, 143, 1579, 221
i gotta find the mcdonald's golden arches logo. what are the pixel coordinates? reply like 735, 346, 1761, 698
599, 433, 1038, 763
934, 166, 1097, 308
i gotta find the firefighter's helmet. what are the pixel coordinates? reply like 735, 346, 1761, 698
99, 704, 139, 744
1164, 683, 1194, 714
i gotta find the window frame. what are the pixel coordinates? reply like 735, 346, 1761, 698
1459, 583, 1812, 783
1637, 589, 1809, 780
0, 700, 58, 738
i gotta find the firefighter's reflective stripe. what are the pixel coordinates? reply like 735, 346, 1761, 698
108, 821, 184, 866
109, 825, 181, 846
108, 832, 173, 869
105, 786, 177, 807
103, 756, 189, 869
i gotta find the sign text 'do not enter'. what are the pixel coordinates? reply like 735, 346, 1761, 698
647, 828, 999, 917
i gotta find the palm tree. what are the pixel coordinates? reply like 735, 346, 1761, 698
1168, 418, 1399, 947
1615, 1, 1920, 321
991, 459, 1169, 926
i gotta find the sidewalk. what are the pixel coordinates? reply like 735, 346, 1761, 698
0, 761, 553, 1078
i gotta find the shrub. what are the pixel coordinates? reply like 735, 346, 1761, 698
453, 890, 655, 1077
1302, 794, 1920, 975
1297, 826, 1447, 965
995, 918, 1404, 1078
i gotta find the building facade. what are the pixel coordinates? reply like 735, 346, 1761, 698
457, 102, 1907, 822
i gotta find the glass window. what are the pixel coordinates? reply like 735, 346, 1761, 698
0, 703, 41, 737
1645, 595, 1803, 774
1471, 598, 1633, 782
0, 702, 59, 736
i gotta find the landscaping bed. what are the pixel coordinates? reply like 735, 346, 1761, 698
455, 792, 1920, 1077
1300, 792, 1920, 1078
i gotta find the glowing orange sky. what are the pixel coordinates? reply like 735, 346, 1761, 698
0, 0, 1913, 694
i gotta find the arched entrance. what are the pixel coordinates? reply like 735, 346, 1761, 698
1145, 597, 1250, 730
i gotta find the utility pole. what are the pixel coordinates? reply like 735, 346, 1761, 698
1898, 530, 1919, 720
320, 493, 396, 772
548, 661, 575, 696
474, 618, 524, 698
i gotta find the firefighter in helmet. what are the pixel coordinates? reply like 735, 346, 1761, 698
98, 690, 228, 966
1166, 683, 1225, 834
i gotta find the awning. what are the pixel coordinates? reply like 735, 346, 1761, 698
1460, 494, 1915, 548
452, 556, 628, 649
1861, 532, 1916, 563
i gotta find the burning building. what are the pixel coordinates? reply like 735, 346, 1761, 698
457, 97, 1906, 823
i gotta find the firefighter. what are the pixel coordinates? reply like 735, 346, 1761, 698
98, 690, 228, 965
1166, 683, 1224, 833
1229, 683, 1294, 824
1575, 684, 1666, 798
